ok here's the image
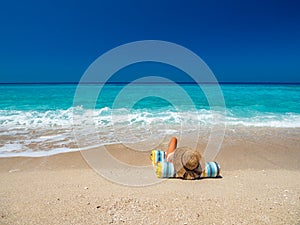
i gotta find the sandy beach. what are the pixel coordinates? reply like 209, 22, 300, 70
1, 127, 300, 224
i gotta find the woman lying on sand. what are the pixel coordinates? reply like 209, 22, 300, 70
151, 137, 220, 179
161, 137, 206, 179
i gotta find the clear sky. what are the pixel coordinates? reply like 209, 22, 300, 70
0, 0, 299, 83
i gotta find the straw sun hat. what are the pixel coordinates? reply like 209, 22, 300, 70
173, 146, 204, 180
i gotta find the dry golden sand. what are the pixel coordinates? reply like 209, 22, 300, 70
1, 129, 300, 224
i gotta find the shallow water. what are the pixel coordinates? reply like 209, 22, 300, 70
0, 84, 299, 157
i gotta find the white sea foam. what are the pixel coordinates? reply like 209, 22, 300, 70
1, 107, 300, 128
0, 107, 299, 157
225, 112, 300, 128
0, 143, 23, 152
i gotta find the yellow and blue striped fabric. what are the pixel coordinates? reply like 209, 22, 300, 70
156, 161, 176, 178
201, 162, 221, 178
150, 149, 166, 166
151, 150, 176, 178
150, 150, 221, 179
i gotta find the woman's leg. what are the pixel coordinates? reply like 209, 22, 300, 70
166, 137, 177, 162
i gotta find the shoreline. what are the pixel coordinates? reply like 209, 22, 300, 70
1, 126, 299, 159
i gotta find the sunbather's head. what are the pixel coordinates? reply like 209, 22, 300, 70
173, 147, 203, 180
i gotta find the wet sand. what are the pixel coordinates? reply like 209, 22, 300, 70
0, 128, 300, 224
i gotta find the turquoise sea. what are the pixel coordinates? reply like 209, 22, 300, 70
0, 84, 299, 157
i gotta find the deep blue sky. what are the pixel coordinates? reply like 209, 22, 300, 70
0, 0, 299, 83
